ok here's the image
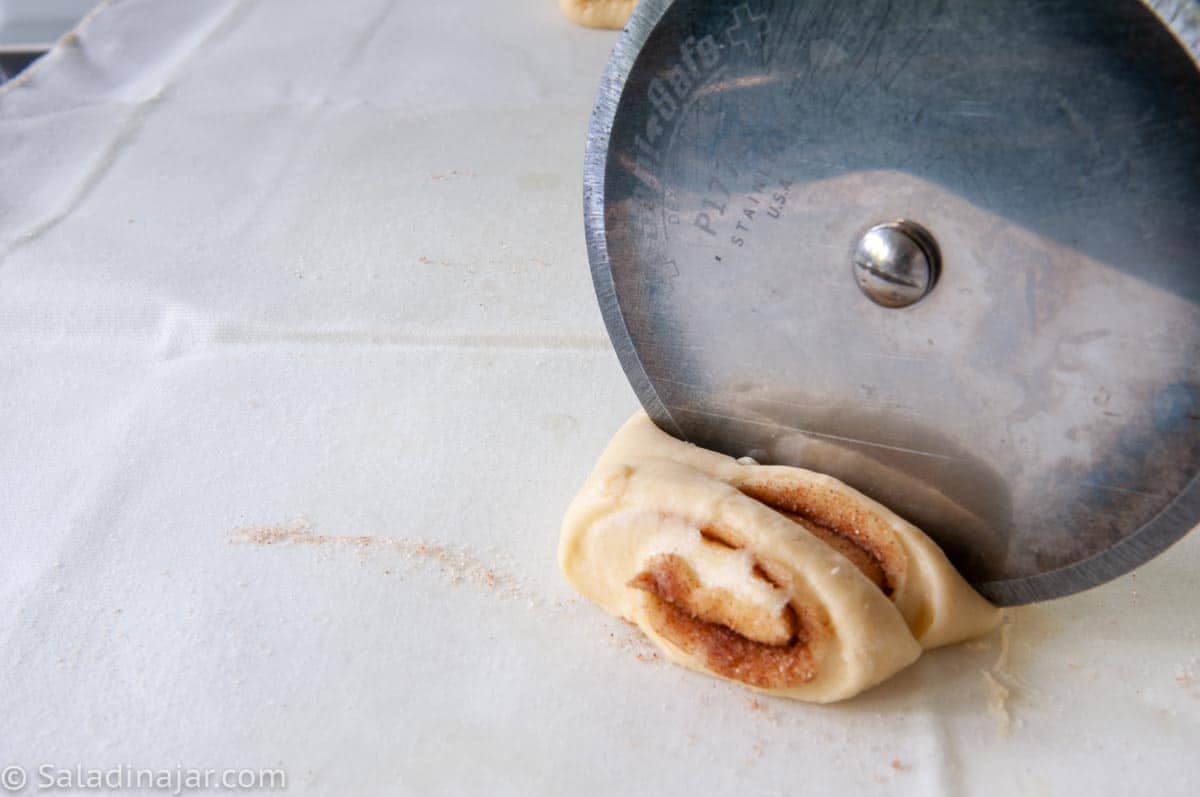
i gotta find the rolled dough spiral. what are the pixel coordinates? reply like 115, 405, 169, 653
559, 412, 1000, 702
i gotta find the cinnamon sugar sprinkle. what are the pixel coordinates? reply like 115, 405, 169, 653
230, 521, 543, 604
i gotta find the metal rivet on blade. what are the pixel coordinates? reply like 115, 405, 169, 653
852, 220, 940, 308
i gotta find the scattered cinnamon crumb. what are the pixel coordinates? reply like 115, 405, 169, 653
230, 521, 543, 605
430, 170, 477, 181
606, 623, 660, 662
1176, 660, 1200, 698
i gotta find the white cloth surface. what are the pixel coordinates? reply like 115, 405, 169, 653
1, 1, 1198, 794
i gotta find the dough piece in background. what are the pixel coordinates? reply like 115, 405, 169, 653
560, 0, 638, 30
559, 412, 1001, 702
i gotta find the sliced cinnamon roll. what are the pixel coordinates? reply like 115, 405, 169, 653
560, 459, 922, 702
579, 412, 1000, 649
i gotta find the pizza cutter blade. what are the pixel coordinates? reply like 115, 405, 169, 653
583, 0, 1200, 605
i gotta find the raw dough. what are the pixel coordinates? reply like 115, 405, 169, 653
559, 0, 638, 30
559, 412, 1000, 702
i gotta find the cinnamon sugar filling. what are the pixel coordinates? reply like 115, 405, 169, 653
629, 553, 818, 689
737, 484, 897, 596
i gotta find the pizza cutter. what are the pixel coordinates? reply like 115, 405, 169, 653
583, 0, 1200, 605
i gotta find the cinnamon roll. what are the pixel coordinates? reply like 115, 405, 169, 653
559, 412, 1000, 702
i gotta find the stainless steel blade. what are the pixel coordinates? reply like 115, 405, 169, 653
584, 0, 1200, 605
